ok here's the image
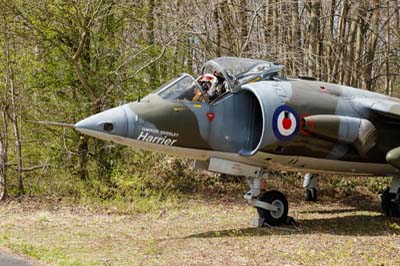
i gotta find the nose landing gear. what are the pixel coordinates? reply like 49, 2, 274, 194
244, 176, 289, 226
256, 190, 289, 226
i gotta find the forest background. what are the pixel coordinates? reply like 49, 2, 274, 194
0, 0, 399, 210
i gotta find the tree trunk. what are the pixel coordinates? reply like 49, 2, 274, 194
0, 138, 6, 200
0, 107, 7, 201
4, 13, 23, 195
394, 0, 400, 40
343, 3, 361, 86
332, 0, 349, 83
264, 0, 272, 45
77, 136, 89, 181
353, 3, 367, 88
291, 0, 301, 76
219, 1, 235, 55
392, 0, 400, 96
214, 2, 222, 57
315, 1, 322, 79
323, 0, 336, 82
363, 0, 381, 91
0, 12, 9, 200
146, 0, 157, 85
272, 0, 278, 56
238, 0, 248, 54
307, 0, 320, 77
385, 1, 391, 95
10, 79, 23, 195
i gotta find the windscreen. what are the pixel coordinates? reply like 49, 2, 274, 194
158, 74, 199, 101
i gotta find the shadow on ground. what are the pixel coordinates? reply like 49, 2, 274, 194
185, 214, 400, 238
320, 189, 382, 211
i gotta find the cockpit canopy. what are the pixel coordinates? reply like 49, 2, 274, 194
201, 57, 284, 92
157, 57, 284, 101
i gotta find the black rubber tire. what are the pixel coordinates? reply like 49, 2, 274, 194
305, 188, 317, 202
257, 190, 289, 226
381, 187, 400, 217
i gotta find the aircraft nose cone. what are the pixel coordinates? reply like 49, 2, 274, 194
75, 106, 129, 139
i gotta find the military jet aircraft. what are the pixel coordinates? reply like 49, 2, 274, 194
71, 57, 400, 226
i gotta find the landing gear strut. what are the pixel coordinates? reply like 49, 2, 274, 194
244, 175, 289, 226
303, 173, 317, 202
381, 176, 400, 217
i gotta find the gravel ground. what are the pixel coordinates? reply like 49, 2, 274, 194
0, 197, 399, 266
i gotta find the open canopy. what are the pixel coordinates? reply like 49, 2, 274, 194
201, 57, 284, 92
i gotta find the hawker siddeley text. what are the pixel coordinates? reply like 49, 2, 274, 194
137, 130, 178, 146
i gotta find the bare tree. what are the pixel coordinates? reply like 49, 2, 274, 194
0, 98, 8, 200
3, 10, 23, 195
363, 0, 381, 91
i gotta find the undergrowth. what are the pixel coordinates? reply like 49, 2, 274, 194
4, 149, 392, 213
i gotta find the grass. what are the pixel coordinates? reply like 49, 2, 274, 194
73, 193, 182, 215
0, 236, 95, 266
0, 195, 400, 266
0, 173, 395, 265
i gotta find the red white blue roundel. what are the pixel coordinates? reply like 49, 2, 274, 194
272, 105, 299, 141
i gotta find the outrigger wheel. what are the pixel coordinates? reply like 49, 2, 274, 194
256, 190, 288, 226
381, 187, 400, 217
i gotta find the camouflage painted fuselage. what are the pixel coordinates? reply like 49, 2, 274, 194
75, 78, 400, 176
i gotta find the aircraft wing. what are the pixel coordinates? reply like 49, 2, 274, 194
369, 101, 400, 120
305, 98, 400, 158
352, 97, 400, 120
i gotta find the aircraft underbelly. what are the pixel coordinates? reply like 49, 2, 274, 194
101, 130, 398, 176
256, 152, 398, 176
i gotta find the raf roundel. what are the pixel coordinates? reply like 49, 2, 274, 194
272, 105, 300, 141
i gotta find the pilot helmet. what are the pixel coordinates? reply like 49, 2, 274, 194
198, 74, 217, 91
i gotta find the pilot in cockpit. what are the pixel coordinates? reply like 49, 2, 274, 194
192, 74, 217, 102
192, 72, 227, 102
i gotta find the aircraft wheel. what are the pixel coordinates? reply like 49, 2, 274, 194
257, 190, 288, 226
305, 188, 317, 202
381, 187, 400, 217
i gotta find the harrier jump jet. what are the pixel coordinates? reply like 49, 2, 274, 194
73, 57, 400, 226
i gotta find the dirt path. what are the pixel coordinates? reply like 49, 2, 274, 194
0, 199, 399, 266
0, 248, 37, 266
